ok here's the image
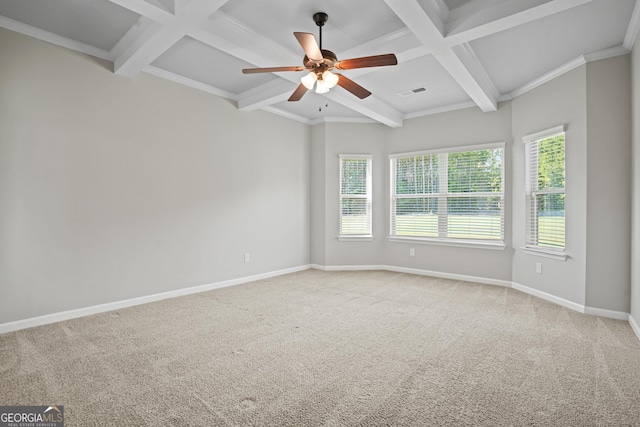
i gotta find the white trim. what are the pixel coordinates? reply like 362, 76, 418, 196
629, 315, 640, 341
259, 106, 312, 125
388, 236, 506, 250
389, 141, 505, 158
309, 116, 377, 125
509, 56, 586, 100
3, 264, 635, 339
313, 264, 633, 324
383, 265, 512, 288
522, 247, 569, 261
143, 65, 238, 101
0, 265, 310, 335
339, 154, 373, 160
510, 282, 585, 313
522, 125, 566, 144
310, 264, 384, 272
623, 0, 640, 50
403, 101, 478, 120
584, 45, 630, 63
0, 15, 112, 61
338, 236, 374, 242
583, 307, 629, 321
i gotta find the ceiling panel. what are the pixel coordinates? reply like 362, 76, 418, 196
0, 0, 636, 125
354, 54, 471, 114
470, 0, 635, 95
151, 36, 276, 95
443, 0, 474, 10
0, 0, 140, 51
219, 0, 407, 55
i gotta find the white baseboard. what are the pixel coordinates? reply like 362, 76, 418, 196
583, 306, 630, 321
510, 282, 586, 313
2, 263, 636, 341
311, 264, 512, 288
310, 264, 384, 272
0, 264, 311, 334
509, 282, 631, 322
630, 315, 640, 341
314, 264, 633, 325
383, 265, 513, 288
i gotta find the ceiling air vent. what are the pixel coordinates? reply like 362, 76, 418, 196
398, 87, 428, 97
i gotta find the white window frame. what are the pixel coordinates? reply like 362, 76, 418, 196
523, 125, 568, 261
339, 154, 373, 240
388, 142, 506, 250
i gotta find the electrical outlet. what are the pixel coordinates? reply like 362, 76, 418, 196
409, 248, 415, 257
244, 253, 250, 263
536, 262, 542, 274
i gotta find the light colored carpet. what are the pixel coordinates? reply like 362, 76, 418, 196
1, 269, 640, 426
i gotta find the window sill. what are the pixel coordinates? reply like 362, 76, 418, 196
338, 236, 374, 242
521, 246, 569, 261
387, 236, 506, 250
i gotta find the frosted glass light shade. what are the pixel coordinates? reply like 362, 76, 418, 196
315, 79, 330, 94
301, 72, 317, 90
323, 70, 339, 88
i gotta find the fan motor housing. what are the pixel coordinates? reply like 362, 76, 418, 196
303, 49, 337, 69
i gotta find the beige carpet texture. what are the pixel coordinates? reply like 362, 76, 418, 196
1, 269, 640, 426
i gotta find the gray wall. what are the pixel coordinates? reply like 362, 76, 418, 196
321, 122, 386, 267
1, 26, 635, 325
511, 66, 588, 305
310, 124, 326, 266
0, 29, 310, 323
585, 56, 632, 313
382, 104, 514, 281
632, 33, 640, 324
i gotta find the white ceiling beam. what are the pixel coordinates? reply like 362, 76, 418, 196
451, 42, 500, 102
191, 12, 404, 127
113, 21, 180, 76
112, 0, 229, 77
237, 80, 296, 111
445, 0, 594, 45
385, 0, 497, 112
108, 0, 173, 24
323, 92, 404, 128
418, 0, 449, 37
109, 16, 155, 60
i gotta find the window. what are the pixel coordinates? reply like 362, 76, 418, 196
524, 126, 566, 256
390, 143, 504, 247
339, 155, 372, 238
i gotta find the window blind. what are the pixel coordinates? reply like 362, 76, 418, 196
525, 130, 565, 250
340, 155, 372, 236
390, 144, 504, 243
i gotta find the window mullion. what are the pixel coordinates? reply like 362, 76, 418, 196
438, 152, 448, 238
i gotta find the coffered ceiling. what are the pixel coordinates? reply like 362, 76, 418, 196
1, 0, 638, 127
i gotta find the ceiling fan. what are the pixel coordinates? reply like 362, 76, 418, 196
242, 12, 398, 101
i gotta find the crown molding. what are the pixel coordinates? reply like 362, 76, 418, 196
624, 0, 640, 50
0, 15, 112, 60
143, 65, 238, 100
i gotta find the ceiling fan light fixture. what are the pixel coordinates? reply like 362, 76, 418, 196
315, 78, 330, 94
322, 70, 339, 89
301, 71, 317, 90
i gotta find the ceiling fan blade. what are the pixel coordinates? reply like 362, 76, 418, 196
334, 53, 398, 70
288, 83, 308, 102
242, 66, 305, 74
336, 74, 371, 99
294, 32, 323, 63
